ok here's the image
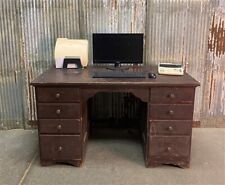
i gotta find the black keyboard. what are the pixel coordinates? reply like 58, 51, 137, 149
92, 70, 146, 78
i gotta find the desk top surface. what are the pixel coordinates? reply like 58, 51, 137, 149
31, 66, 200, 87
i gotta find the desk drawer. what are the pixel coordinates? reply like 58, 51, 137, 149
38, 103, 81, 119
39, 119, 81, 134
149, 121, 192, 135
150, 87, 195, 104
149, 104, 193, 120
36, 87, 80, 103
40, 135, 82, 161
149, 136, 190, 157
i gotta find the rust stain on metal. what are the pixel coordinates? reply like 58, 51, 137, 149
208, 71, 213, 110
204, 7, 225, 120
208, 14, 225, 56
114, 0, 118, 10
27, 69, 33, 122
14, 70, 17, 85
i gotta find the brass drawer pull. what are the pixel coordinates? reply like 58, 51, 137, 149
56, 109, 61, 114
55, 93, 61, 99
168, 110, 174, 115
57, 124, 62, 130
168, 126, 173, 131
167, 147, 172, 152
168, 93, 176, 99
58, 146, 63, 152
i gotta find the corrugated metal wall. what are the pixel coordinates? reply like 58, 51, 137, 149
0, 0, 224, 129
146, 0, 216, 122
20, 0, 81, 129
0, 1, 24, 129
203, 1, 225, 127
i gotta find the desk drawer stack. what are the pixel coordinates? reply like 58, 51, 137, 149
36, 87, 86, 166
148, 87, 195, 168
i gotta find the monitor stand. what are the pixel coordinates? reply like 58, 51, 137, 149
106, 61, 130, 71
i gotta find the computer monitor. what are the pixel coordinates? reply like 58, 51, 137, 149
93, 33, 143, 66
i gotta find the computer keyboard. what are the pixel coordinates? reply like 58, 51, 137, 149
92, 70, 146, 78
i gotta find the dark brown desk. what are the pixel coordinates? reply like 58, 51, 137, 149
31, 67, 200, 168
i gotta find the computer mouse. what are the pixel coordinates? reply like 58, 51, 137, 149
148, 73, 156, 79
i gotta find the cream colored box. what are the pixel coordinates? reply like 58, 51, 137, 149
158, 63, 184, 75
54, 38, 88, 68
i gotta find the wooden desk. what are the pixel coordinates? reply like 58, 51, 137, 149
31, 67, 200, 168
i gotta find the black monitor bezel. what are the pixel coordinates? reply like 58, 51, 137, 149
92, 33, 144, 65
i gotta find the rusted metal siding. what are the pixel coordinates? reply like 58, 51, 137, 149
82, 0, 146, 34
0, 0, 81, 129
20, 0, 81, 128
0, 0, 224, 129
0, 1, 24, 129
145, 0, 218, 123
82, 0, 146, 61
202, 1, 225, 127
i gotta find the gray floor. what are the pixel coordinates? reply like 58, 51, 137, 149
0, 128, 225, 185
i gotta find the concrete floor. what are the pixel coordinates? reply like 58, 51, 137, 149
0, 128, 225, 185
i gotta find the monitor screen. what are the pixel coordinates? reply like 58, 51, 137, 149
93, 33, 143, 64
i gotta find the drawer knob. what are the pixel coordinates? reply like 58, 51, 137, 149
168, 126, 173, 131
168, 110, 174, 115
167, 147, 172, 152
56, 109, 61, 114
55, 93, 61, 99
58, 146, 63, 152
168, 93, 176, 99
57, 124, 62, 130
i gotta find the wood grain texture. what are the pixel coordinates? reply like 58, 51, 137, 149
150, 87, 195, 104
148, 136, 191, 157
149, 120, 192, 135
32, 67, 198, 167
39, 119, 81, 134
147, 136, 191, 168
31, 67, 200, 87
39, 135, 82, 161
36, 87, 80, 103
149, 104, 194, 120
37, 103, 81, 119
